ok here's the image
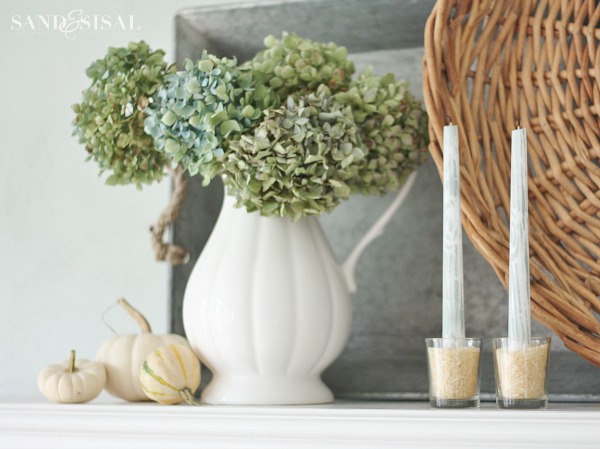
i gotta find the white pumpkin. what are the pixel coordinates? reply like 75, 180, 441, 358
96, 298, 189, 402
140, 344, 201, 405
38, 350, 106, 403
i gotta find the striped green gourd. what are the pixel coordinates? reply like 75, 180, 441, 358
140, 344, 201, 405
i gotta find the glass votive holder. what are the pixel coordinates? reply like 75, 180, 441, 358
425, 338, 481, 408
492, 337, 551, 409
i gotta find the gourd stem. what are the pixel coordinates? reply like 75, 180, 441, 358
179, 387, 201, 405
117, 298, 152, 333
68, 350, 78, 373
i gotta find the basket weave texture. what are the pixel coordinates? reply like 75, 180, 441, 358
423, 0, 600, 366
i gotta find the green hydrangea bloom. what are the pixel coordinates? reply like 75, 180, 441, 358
223, 87, 364, 220
73, 37, 430, 221
144, 51, 279, 183
333, 70, 430, 195
72, 41, 169, 187
246, 33, 355, 101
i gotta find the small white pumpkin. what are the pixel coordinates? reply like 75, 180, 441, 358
96, 298, 189, 402
140, 344, 201, 405
38, 350, 106, 403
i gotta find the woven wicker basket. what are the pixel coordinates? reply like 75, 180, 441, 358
423, 0, 600, 366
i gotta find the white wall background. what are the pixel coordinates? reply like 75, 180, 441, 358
0, 0, 257, 395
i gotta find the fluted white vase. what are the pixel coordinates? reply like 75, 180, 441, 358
183, 173, 417, 405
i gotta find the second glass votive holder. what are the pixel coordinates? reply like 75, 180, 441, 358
425, 338, 481, 408
492, 337, 551, 409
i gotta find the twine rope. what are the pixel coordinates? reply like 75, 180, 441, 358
150, 165, 189, 265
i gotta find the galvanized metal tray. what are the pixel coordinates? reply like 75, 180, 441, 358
171, 0, 600, 401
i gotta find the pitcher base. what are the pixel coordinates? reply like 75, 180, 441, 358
200, 375, 335, 405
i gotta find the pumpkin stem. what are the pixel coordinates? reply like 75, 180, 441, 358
68, 349, 78, 373
179, 387, 201, 405
117, 298, 152, 333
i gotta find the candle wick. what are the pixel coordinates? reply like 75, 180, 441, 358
516, 118, 521, 129
444, 114, 453, 126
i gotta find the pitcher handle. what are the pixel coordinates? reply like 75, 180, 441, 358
341, 171, 418, 293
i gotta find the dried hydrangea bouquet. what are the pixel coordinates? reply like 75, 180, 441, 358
73, 35, 429, 404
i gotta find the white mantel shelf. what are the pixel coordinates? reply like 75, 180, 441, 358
1, 397, 600, 449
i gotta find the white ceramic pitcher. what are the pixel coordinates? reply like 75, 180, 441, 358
183, 172, 417, 405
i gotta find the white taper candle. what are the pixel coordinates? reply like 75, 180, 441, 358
442, 124, 465, 340
508, 127, 531, 345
